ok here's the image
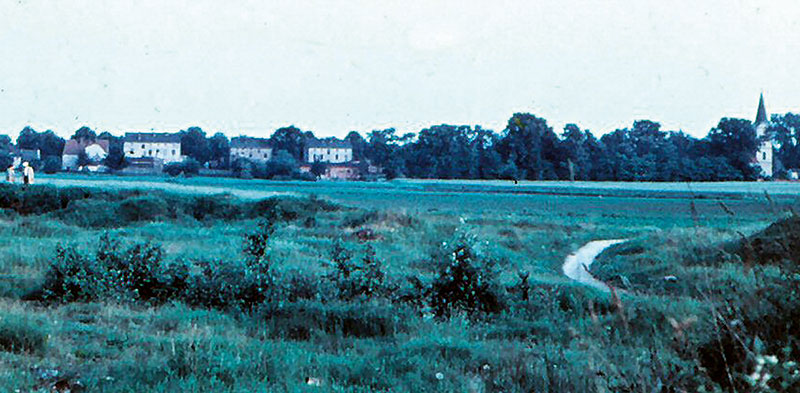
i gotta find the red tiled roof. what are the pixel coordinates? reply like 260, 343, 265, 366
63, 139, 110, 155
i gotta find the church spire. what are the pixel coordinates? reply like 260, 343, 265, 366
755, 93, 768, 124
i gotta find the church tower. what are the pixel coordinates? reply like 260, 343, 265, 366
754, 93, 773, 177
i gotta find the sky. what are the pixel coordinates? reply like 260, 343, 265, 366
1, 0, 799, 140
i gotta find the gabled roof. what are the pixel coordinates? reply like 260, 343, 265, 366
124, 132, 181, 143
63, 139, 110, 155
305, 139, 352, 149
230, 137, 271, 149
755, 93, 768, 124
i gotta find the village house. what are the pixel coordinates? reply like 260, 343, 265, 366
123, 133, 182, 164
300, 162, 362, 180
305, 139, 353, 164
11, 148, 41, 167
230, 137, 272, 163
61, 138, 110, 171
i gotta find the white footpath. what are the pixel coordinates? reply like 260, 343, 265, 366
562, 239, 627, 292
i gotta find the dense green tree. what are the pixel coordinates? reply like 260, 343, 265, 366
98, 131, 127, 170
269, 126, 306, 161
345, 131, 367, 161
0, 135, 13, 152
208, 133, 230, 168
310, 161, 327, 178
180, 127, 212, 164
496, 113, 560, 180
262, 150, 298, 179
17, 127, 65, 158
71, 126, 97, 141
560, 124, 592, 181
39, 130, 66, 158
404, 125, 473, 179
41, 156, 61, 174
16, 126, 38, 150
471, 127, 502, 179
770, 113, 800, 172
707, 118, 758, 180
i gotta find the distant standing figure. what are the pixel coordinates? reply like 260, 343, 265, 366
5, 165, 14, 183
22, 162, 34, 185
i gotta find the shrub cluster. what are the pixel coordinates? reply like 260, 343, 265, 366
428, 234, 504, 318
163, 158, 201, 177
37, 234, 185, 303
0, 184, 340, 228
326, 240, 387, 300
33, 222, 285, 311
231, 154, 315, 181
324, 233, 507, 319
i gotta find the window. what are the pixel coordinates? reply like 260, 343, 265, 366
149, 150, 153, 155
142, 144, 145, 149
335, 154, 339, 160
172, 150, 176, 155
129, 150, 134, 155
763, 152, 767, 160
156, 149, 160, 154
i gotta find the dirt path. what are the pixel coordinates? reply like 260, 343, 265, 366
562, 239, 626, 292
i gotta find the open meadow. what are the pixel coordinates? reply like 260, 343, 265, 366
1, 175, 799, 392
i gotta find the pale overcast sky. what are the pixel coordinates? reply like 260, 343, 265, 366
1, 0, 799, 140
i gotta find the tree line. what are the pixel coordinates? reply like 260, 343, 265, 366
4, 111, 800, 180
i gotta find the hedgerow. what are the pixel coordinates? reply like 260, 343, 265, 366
0, 184, 341, 228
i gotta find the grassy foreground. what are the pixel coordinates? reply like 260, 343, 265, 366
0, 178, 798, 392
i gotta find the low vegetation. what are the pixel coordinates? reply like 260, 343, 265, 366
0, 181, 798, 391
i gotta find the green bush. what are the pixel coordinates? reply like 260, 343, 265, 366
37, 235, 186, 303
185, 260, 267, 310
57, 198, 120, 228
189, 194, 242, 221
163, 158, 201, 177
118, 195, 169, 222
326, 242, 388, 300
42, 156, 62, 174
0, 314, 47, 353
39, 243, 111, 302
429, 234, 504, 318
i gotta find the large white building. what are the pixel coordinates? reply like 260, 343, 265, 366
123, 133, 182, 164
305, 140, 353, 164
230, 137, 272, 163
753, 94, 774, 178
62, 138, 109, 170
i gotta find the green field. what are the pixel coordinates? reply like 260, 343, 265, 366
1, 175, 798, 392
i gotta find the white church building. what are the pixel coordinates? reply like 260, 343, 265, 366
753, 94, 774, 178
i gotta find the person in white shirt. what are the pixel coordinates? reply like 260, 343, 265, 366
22, 162, 34, 185
6, 165, 14, 183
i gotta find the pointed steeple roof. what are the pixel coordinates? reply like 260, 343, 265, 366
755, 93, 768, 124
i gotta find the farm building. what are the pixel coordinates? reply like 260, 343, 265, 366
300, 162, 361, 180
62, 138, 110, 171
230, 137, 272, 163
123, 133, 182, 164
305, 139, 353, 164
299, 160, 382, 181
120, 157, 165, 174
